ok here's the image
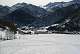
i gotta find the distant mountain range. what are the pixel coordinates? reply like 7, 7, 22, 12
0, 0, 80, 32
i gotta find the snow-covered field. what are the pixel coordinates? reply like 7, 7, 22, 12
0, 34, 80, 54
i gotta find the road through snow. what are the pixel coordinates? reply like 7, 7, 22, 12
0, 34, 80, 54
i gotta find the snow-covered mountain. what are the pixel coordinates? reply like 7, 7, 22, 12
44, 2, 67, 10
0, 1, 80, 33
44, 0, 80, 12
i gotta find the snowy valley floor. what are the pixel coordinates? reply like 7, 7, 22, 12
0, 34, 80, 54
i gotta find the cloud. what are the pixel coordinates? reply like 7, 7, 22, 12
0, 0, 72, 6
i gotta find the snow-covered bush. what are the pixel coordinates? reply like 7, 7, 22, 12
5, 30, 16, 40
0, 29, 16, 40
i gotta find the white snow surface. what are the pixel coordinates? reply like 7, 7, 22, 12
0, 34, 80, 54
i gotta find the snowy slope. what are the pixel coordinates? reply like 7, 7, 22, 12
0, 34, 80, 54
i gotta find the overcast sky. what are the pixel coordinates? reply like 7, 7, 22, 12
0, 0, 72, 6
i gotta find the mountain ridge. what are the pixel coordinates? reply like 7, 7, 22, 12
0, 1, 80, 33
